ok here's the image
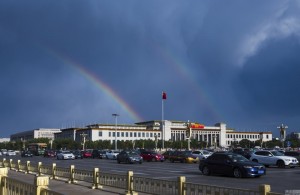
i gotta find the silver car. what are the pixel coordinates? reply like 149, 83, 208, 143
56, 151, 75, 160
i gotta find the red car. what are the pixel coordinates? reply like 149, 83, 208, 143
81, 150, 92, 158
44, 150, 56, 157
140, 151, 165, 162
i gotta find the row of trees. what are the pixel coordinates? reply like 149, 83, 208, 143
1, 137, 300, 151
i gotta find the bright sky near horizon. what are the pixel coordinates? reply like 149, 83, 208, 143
1, 1, 300, 138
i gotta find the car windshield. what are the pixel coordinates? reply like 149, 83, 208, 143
127, 151, 139, 156
184, 151, 193, 155
271, 151, 284, 156
202, 150, 210, 155
228, 154, 248, 162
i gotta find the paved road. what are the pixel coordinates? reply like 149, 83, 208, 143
3, 155, 300, 194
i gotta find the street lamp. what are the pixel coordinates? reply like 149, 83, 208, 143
112, 114, 119, 150
277, 124, 288, 148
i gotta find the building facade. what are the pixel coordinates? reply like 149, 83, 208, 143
10, 128, 61, 142
54, 120, 272, 148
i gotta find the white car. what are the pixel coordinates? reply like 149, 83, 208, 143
6, 150, 16, 156
250, 150, 298, 168
192, 150, 212, 160
106, 150, 120, 159
56, 151, 75, 160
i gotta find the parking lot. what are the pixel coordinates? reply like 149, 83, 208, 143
2, 155, 300, 194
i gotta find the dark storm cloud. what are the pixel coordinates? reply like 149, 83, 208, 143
1, 1, 300, 137
235, 36, 300, 117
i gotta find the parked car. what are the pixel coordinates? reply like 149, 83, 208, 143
117, 150, 143, 164
192, 150, 212, 160
6, 150, 16, 156
71, 150, 83, 159
140, 151, 165, 162
106, 150, 120, 159
81, 150, 92, 158
1, 149, 7, 155
169, 150, 198, 163
231, 148, 253, 159
162, 150, 173, 160
199, 152, 266, 178
284, 151, 300, 163
249, 150, 299, 168
21, 150, 33, 157
56, 151, 75, 160
92, 149, 106, 159
44, 150, 56, 157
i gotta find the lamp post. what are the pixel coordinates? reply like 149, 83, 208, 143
112, 114, 119, 150
277, 124, 288, 148
80, 133, 87, 150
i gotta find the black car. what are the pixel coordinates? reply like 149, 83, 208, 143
199, 152, 266, 178
117, 150, 143, 164
231, 148, 252, 159
92, 149, 106, 159
21, 150, 33, 157
71, 150, 83, 159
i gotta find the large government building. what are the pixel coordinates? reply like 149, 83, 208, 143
11, 120, 272, 148
75, 120, 272, 148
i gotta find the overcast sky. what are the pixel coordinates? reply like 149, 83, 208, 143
1, 1, 300, 138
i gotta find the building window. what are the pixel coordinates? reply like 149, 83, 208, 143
112, 132, 115, 137
130, 132, 132, 137
109, 132, 111, 137
98, 131, 102, 137
138, 133, 141, 137
121, 132, 124, 137
134, 132, 137, 137
266, 135, 269, 139
158, 133, 160, 137
126, 132, 128, 137
146, 133, 149, 137
117, 132, 120, 137
142, 133, 145, 137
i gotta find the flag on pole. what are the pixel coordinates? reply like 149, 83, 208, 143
162, 91, 167, 100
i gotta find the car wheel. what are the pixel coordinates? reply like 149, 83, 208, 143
152, 158, 156, 162
202, 166, 210, 176
117, 160, 121, 164
233, 168, 242, 178
277, 160, 285, 168
252, 159, 258, 163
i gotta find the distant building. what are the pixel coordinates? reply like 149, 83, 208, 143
0, 138, 10, 143
53, 120, 272, 148
10, 128, 61, 142
287, 132, 300, 140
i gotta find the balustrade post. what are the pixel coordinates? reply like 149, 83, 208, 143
259, 184, 271, 195
50, 163, 56, 179
37, 162, 42, 176
26, 161, 30, 174
34, 175, 49, 195
9, 159, 13, 170
178, 176, 186, 195
67, 165, 76, 184
17, 160, 21, 172
1, 158, 6, 167
125, 171, 137, 195
0, 167, 8, 195
92, 167, 102, 189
